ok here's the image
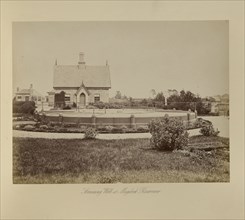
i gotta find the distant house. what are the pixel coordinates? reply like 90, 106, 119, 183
15, 84, 45, 104
48, 53, 111, 108
210, 94, 229, 116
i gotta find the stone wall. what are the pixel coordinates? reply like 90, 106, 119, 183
88, 89, 109, 103
49, 88, 110, 107
44, 112, 196, 128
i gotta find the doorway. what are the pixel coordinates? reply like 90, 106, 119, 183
80, 93, 86, 106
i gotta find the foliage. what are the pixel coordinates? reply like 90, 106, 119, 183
115, 91, 122, 99
40, 125, 49, 129
84, 127, 98, 139
13, 101, 36, 115
105, 125, 114, 132
63, 105, 71, 110
119, 125, 128, 133
154, 92, 165, 102
72, 102, 77, 108
23, 124, 35, 131
167, 90, 211, 114
137, 125, 149, 132
200, 124, 220, 137
149, 115, 189, 151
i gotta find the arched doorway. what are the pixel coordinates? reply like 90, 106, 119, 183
80, 93, 86, 106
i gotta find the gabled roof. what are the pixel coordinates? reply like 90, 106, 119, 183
75, 82, 90, 95
53, 65, 111, 88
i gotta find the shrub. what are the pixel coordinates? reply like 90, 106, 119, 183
80, 126, 87, 132
84, 127, 98, 139
200, 124, 220, 136
23, 124, 35, 131
63, 105, 71, 110
148, 115, 189, 151
105, 125, 114, 132
72, 102, 77, 108
13, 101, 36, 115
120, 125, 128, 133
14, 125, 21, 130
137, 125, 149, 133
40, 125, 49, 129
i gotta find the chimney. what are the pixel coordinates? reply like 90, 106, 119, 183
17, 87, 19, 92
30, 84, 33, 89
78, 52, 85, 65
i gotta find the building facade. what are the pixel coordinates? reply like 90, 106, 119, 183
48, 53, 111, 108
15, 84, 45, 104
210, 94, 229, 116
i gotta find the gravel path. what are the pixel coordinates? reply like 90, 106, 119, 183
13, 129, 200, 139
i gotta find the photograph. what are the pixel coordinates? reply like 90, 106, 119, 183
12, 21, 229, 184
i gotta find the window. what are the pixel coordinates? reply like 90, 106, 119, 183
94, 94, 100, 102
25, 96, 29, 101
65, 94, 70, 101
17, 96, 22, 100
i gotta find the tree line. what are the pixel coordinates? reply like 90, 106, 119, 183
114, 89, 212, 115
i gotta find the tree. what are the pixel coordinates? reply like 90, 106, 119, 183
115, 91, 122, 99
154, 92, 165, 102
150, 89, 156, 99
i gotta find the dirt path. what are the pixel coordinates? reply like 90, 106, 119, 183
13, 129, 201, 140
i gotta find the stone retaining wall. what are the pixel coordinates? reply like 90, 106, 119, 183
41, 111, 196, 128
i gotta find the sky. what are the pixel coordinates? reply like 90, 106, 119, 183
13, 21, 229, 98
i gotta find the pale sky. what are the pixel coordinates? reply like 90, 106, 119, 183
13, 21, 229, 98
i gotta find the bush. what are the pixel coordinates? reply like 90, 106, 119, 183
148, 115, 189, 151
63, 105, 71, 110
200, 124, 220, 136
105, 125, 114, 132
13, 101, 36, 115
72, 102, 77, 108
23, 124, 35, 131
84, 127, 98, 139
120, 125, 128, 133
137, 125, 149, 133
80, 126, 87, 132
40, 125, 49, 129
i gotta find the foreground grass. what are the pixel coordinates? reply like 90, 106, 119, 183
13, 136, 229, 183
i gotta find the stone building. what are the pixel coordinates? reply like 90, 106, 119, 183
48, 53, 111, 108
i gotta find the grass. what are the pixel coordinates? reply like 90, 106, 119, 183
13, 136, 229, 184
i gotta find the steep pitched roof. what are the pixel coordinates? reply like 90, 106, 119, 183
53, 65, 111, 88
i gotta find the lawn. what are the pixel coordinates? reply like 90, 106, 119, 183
13, 136, 229, 183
